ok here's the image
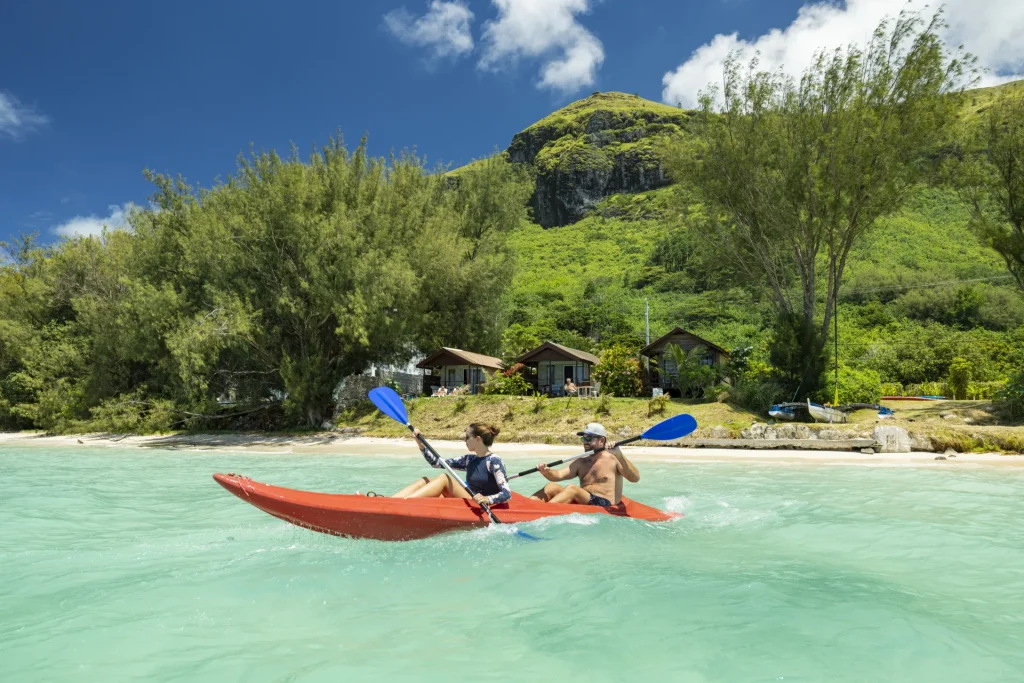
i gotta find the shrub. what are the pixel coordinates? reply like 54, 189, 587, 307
593, 344, 644, 398
880, 382, 904, 397
532, 392, 546, 413
815, 364, 882, 405
453, 395, 469, 414
594, 394, 612, 416
947, 357, 971, 400
727, 377, 785, 414
483, 370, 533, 396
967, 381, 1005, 400
905, 381, 950, 397
647, 393, 669, 417
666, 343, 722, 399
996, 370, 1024, 420
87, 392, 177, 434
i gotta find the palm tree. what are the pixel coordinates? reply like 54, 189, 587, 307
665, 344, 720, 399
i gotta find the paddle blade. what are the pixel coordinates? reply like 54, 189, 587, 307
368, 387, 409, 425
641, 413, 698, 441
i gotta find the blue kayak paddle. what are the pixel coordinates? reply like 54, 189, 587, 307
368, 387, 540, 540
507, 412, 698, 480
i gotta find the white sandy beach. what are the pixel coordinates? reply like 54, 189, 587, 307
2, 431, 1022, 468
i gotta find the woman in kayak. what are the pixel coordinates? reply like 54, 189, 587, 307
392, 423, 512, 506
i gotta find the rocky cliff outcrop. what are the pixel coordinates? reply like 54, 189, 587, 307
504, 92, 692, 227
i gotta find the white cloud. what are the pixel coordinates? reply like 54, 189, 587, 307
662, 0, 1024, 108
479, 0, 604, 93
384, 1, 475, 60
53, 203, 136, 239
0, 91, 49, 140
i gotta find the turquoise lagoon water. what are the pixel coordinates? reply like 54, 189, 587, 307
2, 446, 1023, 682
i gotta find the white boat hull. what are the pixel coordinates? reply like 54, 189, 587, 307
807, 399, 848, 424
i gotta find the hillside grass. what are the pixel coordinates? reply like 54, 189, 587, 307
960, 79, 1024, 121
332, 395, 1023, 453
335, 394, 757, 444
525, 91, 689, 133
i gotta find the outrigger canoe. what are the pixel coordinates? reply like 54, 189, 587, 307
214, 473, 680, 541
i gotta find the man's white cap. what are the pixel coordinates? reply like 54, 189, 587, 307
576, 422, 607, 437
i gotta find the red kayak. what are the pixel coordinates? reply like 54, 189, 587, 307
213, 473, 681, 541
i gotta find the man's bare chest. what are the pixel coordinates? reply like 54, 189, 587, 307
579, 457, 618, 486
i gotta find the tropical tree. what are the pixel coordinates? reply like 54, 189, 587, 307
665, 344, 720, 399
664, 9, 973, 398
0, 139, 533, 430
592, 344, 643, 397
951, 90, 1024, 292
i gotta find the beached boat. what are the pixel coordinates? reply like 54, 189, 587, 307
807, 399, 848, 424
841, 403, 895, 418
213, 473, 680, 541
769, 402, 809, 421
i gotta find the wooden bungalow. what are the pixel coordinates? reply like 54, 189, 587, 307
416, 348, 503, 395
641, 328, 730, 394
517, 341, 600, 396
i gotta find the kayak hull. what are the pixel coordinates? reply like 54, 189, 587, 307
213, 473, 680, 541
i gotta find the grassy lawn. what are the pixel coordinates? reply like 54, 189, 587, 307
335, 394, 757, 444
333, 395, 1024, 453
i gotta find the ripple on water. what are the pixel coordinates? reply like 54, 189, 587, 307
1, 449, 1023, 682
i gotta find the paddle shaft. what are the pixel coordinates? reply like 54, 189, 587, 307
508, 435, 643, 480
406, 424, 504, 525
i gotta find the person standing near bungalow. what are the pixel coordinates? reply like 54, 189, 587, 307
530, 423, 640, 507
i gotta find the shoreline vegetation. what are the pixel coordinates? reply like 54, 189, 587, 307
3, 14, 1024, 442
5, 395, 1020, 455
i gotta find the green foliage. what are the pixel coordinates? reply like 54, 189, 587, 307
769, 313, 827, 399
892, 284, 1024, 330
453, 395, 469, 414
0, 139, 531, 430
532, 392, 547, 413
947, 357, 972, 400
85, 393, 178, 434
482, 370, 533, 396
522, 92, 687, 135
594, 393, 612, 416
727, 377, 786, 415
996, 370, 1024, 419
664, 11, 973, 388
967, 381, 1006, 400
952, 88, 1024, 292
647, 392, 669, 416
816, 364, 883, 405
592, 344, 643, 397
665, 344, 721, 399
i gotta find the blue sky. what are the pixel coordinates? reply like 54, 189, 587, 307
2, 0, 1022, 245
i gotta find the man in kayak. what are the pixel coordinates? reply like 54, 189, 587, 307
529, 423, 640, 507
391, 423, 512, 506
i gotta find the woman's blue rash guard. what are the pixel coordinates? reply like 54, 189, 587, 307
420, 447, 512, 505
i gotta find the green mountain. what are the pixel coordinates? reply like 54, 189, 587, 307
493, 83, 1024, 390
505, 92, 690, 227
